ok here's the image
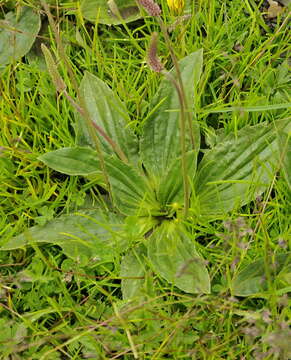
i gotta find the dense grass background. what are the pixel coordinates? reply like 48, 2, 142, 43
0, 0, 290, 358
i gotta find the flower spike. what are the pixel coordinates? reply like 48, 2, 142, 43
147, 32, 164, 73
138, 0, 161, 17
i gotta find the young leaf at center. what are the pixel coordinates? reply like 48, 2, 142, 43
157, 151, 197, 207
104, 155, 159, 216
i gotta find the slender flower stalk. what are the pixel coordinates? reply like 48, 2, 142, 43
143, 1, 194, 218
157, 19, 194, 218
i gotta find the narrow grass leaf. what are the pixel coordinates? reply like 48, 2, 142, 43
203, 103, 291, 114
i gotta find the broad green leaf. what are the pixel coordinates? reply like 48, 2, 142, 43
157, 151, 197, 206
148, 222, 210, 294
120, 245, 147, 300
80, 0, 141, 25
277, 127, 291, 188
0, 210, 124, 265
0, 7, 41, 68
232, 252, 291, 296
38, 147, 101, 176
104, 156, 159, 216
38, 148, 158, 215
140, 50, 202, 180
77, 72, 139, 164
75, 112, 94, 149
195, 121, 288, 215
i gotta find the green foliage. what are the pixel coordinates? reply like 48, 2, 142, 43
232, 252, 291, 296
41, 44, 66, 92
0, 2, 290, 357
78, 72, 139, 164
0, 7, 40, 68
2, 50, 210, 295
2, 46, 289, 297
0, 320, 27, 358
103, 155, 159, 216
277, 126, 291, 188
195, 121, 288, 216
38, 147, 101, 176
80, 0, 141, 25
140, 49, 203, 180
157, 151, 197, 206
120, 245, 147, 299
1, 209, 124, 265
148, 221, 210, 293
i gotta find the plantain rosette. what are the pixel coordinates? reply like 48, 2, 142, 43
2, 49, 290, 299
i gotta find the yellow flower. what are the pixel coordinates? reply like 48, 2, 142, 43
167, 0, 185, 13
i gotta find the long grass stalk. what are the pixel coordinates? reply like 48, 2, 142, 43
40, 0, 128, 203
